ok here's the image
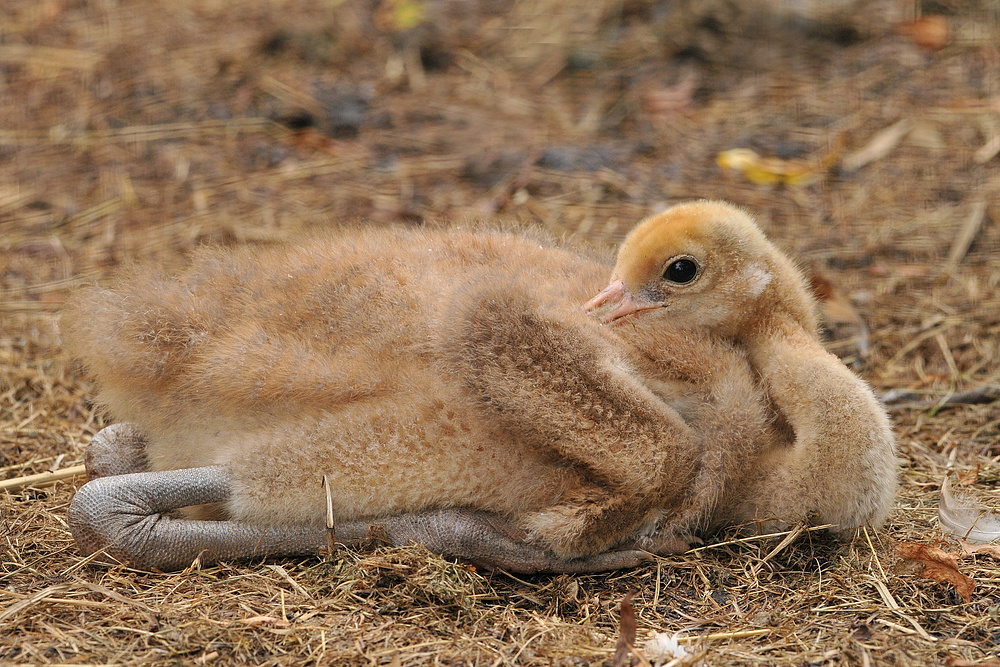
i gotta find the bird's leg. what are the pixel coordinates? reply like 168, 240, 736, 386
84, 423, 149, 478
660, 346, 776, 540
519, 491, 681, 557
357, 508, 654, 574
69, 467, 329, 571
69, 467, 650, 573
593, 311, 778, 550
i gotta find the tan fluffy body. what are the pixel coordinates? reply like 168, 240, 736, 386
64, 224, 772, 558
64, 201, 896, 563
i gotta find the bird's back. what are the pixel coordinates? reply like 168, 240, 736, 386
63, 224, 612, 463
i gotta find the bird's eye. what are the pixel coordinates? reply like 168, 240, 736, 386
663, 258, 699, 284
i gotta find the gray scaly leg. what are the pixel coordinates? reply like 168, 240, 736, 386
69, 465, 651, 573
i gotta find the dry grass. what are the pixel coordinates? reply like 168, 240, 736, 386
2, 0, 1000, 664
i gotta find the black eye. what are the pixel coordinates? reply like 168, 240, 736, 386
664, 258, 698, 284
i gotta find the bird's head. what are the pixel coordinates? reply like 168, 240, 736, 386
585, 201, 818, 340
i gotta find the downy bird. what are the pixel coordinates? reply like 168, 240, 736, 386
65, 221, 761, 572
65, 202, 897, 572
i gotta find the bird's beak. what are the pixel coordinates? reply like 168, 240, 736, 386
583, 279, 661, 324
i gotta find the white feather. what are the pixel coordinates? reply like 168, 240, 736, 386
938, 478, 1000, 544
643, 632, 692, 665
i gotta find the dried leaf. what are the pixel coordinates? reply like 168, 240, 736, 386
944, 201, 988, 273
809, 268, 870, 358
939, 478, 1000, 544
958, 465, 980, 486
895, 542, 975, 602
716, 148, 825, 187
612, 591, 637, 667
945, 658, 1000, 667
959, 541, 1000, 560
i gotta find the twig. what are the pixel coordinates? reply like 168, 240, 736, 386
888, 612, 937, 643
0, 45, 101, 71
751, 524, 804, 576
841, 119, 912, 171
0, 464, 86, 493
974, 135, 1000, 164
863, 526, 887, 581
686, 524, 834, 554
881, 385, 1000, 410
679, 629, 771, 642
0, 118, 276, 148
943, 201, 988, 274
883, 318, 961, 368
0, 584, 75, 624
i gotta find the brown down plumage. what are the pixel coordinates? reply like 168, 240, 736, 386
62, 201, 897, 573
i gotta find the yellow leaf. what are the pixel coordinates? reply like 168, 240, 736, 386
715, 146, 835, 187
392, 0, 425, 31
374, 0, 425, 33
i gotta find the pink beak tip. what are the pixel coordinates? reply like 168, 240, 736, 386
583, 280, 640, 324
584, 279, 662, 324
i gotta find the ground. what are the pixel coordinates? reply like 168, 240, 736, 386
2, 0, 1000, 664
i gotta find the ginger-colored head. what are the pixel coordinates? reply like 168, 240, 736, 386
585, 201, 819, 339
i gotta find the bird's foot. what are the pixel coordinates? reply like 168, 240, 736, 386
69, 469, 652, 574
85, 423, 149, 479
358, 509, 653, 574
69, 465, 330, 570
627, 532, 699, 556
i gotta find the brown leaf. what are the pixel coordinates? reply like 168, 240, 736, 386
958, 465, 981, 486
809, 268, 870, 358
809, 270, 866, 329
945, 658, 1000, 667
612, 591, 637, 667
895, 542, 975, 602
959, 541, 1000, 560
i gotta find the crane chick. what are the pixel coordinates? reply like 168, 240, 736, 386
65, 221, 770, 572
64, 202, 897, 572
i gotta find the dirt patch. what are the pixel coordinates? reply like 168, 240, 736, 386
2, 0, 1000, 664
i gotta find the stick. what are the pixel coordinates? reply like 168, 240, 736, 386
882, 385, 1000, 410
0, 464, 86, 493
944, 201, 988, 274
